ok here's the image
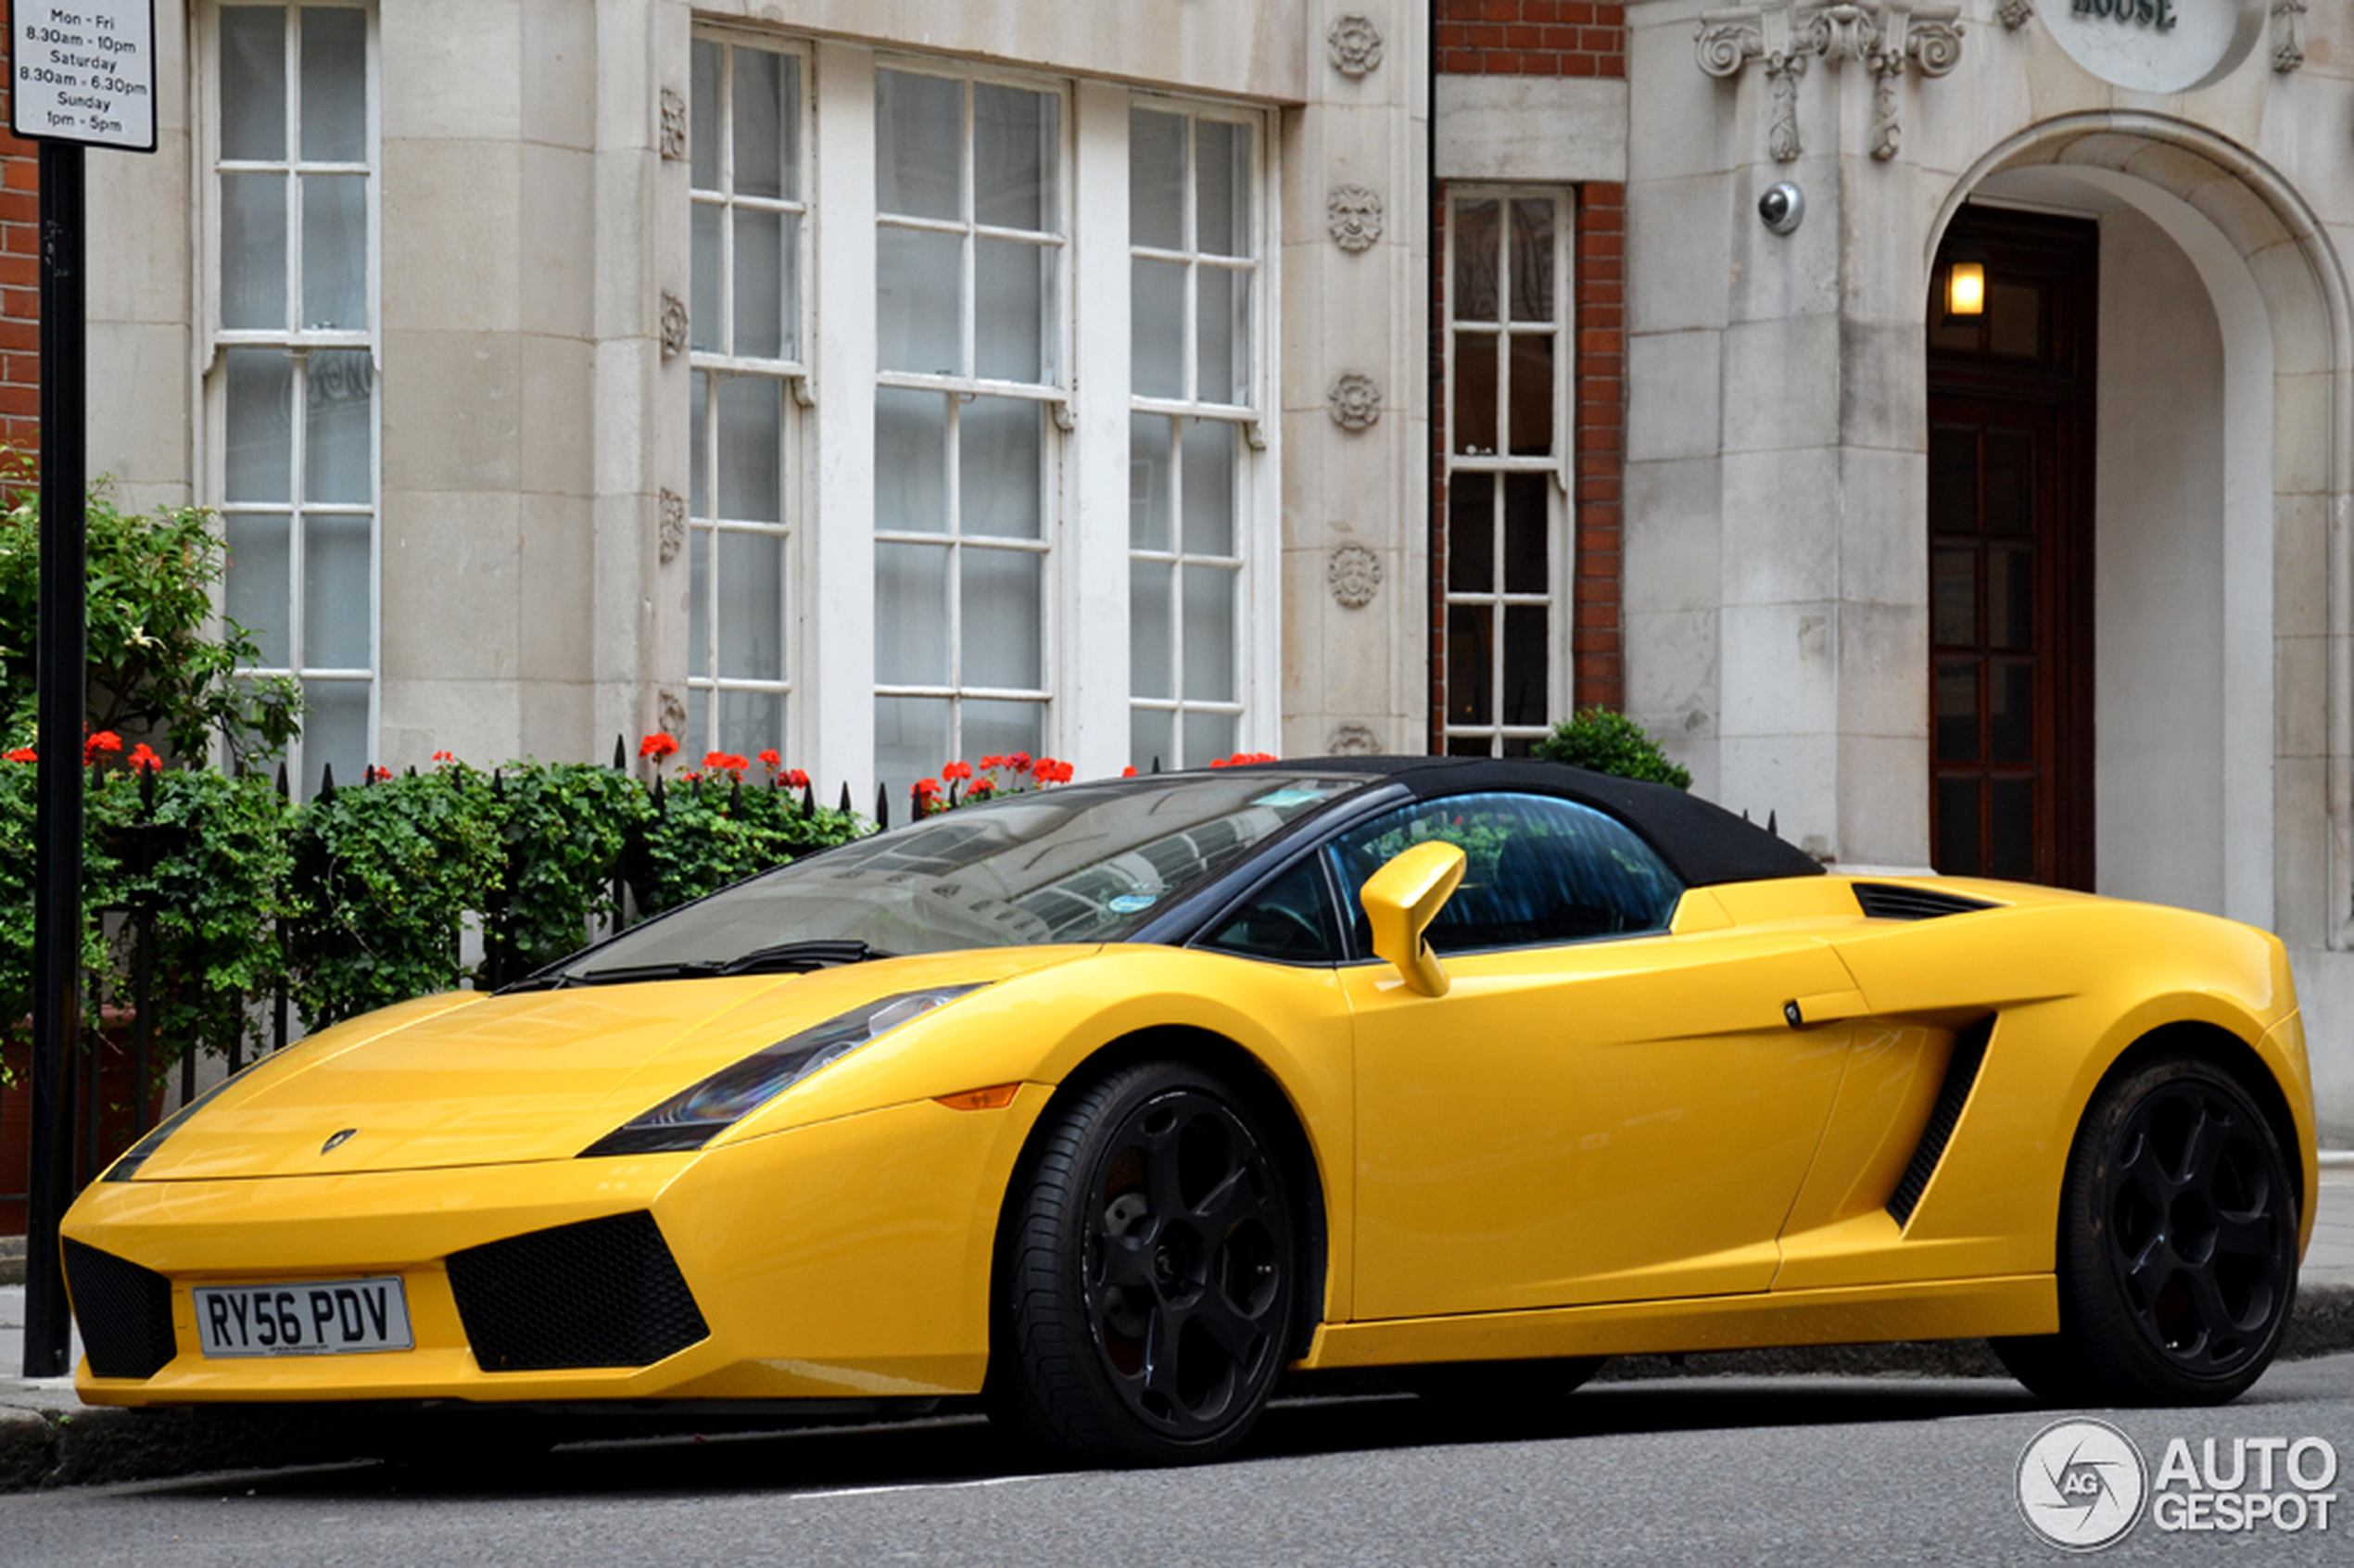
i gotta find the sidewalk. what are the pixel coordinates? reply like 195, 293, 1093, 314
0, 1162, 2348, 1487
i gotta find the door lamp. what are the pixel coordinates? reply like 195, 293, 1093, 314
1943, 243, 1988, 320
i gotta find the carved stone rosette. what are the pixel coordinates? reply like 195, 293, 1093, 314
1327, 544, 1383, 609
659, 291, 689, 359
1694, 3, 1963, 164
1327, 373, 1382, 431
658, 487, 686, 563
2272, 0, 2307, 74
1327, 185, 1385, 253
659, 87, 688, 160
657, 689, 688, 741
1327, 723, 1381, 757
1994, 0, 2031, 28
1327, 13, 1384, 78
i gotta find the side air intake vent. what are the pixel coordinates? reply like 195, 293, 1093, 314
1887, 1018, 1994, 1227
1854, 882, 1998, 921
63, 1239, 179, 1380
447, 1210, 709, 1372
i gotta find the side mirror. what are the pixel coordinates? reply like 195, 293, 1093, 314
1359, 841, 1465, 998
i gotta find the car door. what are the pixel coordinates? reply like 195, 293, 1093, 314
1339, 791, 1858, 1321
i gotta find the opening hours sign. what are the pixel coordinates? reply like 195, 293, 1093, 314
8, 0, 155, 152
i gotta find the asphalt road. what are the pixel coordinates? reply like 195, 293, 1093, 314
6, 1355, 2350, 1567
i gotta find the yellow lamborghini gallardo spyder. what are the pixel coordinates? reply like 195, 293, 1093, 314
61, 758, 2317, 1465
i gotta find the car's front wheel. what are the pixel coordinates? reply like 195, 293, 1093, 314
992, 1061, 1299, 1466
1996, 1055, 2298, 1406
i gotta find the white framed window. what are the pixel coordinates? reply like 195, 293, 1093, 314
871, 65, 1068, 795
1443, 191, 1569, 757
1126, 104, 1259, 772
205, 1, 377, 794
687, 33, 807, 760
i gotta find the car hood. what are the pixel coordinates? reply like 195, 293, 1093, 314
126, 948, 1095, 1181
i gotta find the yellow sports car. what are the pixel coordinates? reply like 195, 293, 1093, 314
60, 758, 2316, 1464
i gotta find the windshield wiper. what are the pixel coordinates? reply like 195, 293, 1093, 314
557, 940, 892, 988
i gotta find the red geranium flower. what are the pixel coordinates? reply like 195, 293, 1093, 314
431, 750, 456, 765
126, 742, 163, 773
1121, 765, 1137, 778
786, 768, 809, 789
1008, 752, 1032, 774
82, 730, 122, 765
942, 761, 972, 782
4, 746, 35, 764
639, 732, 680, 762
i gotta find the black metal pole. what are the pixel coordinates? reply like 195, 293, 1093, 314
24, 139, 86, 1378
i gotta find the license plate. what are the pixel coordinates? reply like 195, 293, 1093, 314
195, 1277, 413, 1358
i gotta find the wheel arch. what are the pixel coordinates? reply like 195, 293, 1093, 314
986, 1024, 1333, 1365
2083, 1018, 2308, 1227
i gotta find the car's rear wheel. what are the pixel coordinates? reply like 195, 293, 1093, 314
992, 1061, 1299, 1466
1995, 1056, 2298, 1406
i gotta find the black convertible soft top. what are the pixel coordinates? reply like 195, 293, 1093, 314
1247, 756, 1825, 889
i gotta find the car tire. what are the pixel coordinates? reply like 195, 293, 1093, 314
991, 1061, 1300, 1466
2001, 1055, 2298, 1407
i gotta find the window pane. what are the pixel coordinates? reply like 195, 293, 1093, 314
220, 173, 287, 329
1449, 474, 1494, 594
716, 529, 785, 680
1130, 560, 1172, 700
1452, 333, 1498, 455
877, 70, 962, 221
223, 513, 290, 667
298, 6, 366, 164
1933, 547, 1976, 647
224, 348, 293, 504
1183, 710, 1236, 767
875, 695, 952, 808
1930, 425, 1976, 535
690, 201, 722, 354
1453, 199, 1500, 322
732, 48, 789, 201
963, 545, 1044, 691
1936, 777, 1981, 876
1936, 662, 1979, 763
1985, 428, 2032, 537
961, 698, 1044, 773
875, 388, 947, 534
877, 225, 962, 375
1131, 706, 1172, 775
303, 513, 372, 669
875, 542, 950, 685
300, 679, 370, 797
715, 375, 781, 522
1129, 413, 1172, 550
778, 211, 802, 363
1196, 266, 1247, 406
1182, 563, 1235, 702
1510, 199, 1553, 322
689, 527, 709, 678
1503, 473, 1549, 593
1132, 259, 1185, 399
219, 6, 286, 162
1989, 281, 2042, 360
1181, 418, 1234, 557
690, 40, 720, 190
974, 238, 1045, 385
1129, 109, 1183, 251
1507, 334, 1553, 456
301, 172, 367, 330
689, 371, 708, 515
974, 83, 1054, 234
304, 349, 373, 504
1449, 603, 1493, 726
718, 689, 785, 758
1990, 546, 2031, 651
1990, 779, 2033, 879
1196, 120, 1248, 258
959, 397, 1042, 540
1502, 604, 1547, 727
1990, 663, 2032, 764
734, 207, 785, 360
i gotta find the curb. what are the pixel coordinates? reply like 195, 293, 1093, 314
2, 1283, 2348, 1494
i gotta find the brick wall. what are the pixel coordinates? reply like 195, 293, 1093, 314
1571, 183, 1624, 711
0, 27, 42, 458
1435, 1, 1626, 78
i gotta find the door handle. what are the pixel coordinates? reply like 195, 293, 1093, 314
1783, 989, 1867, 1028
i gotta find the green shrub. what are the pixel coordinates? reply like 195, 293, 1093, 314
1532, 707, 1692, 790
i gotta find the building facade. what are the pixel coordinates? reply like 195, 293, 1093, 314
5, 0, 2353, 1137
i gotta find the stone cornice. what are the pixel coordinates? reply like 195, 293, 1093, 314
1696, 2, 1963, 162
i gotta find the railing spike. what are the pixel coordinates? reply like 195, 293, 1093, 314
138, 758, 156, 812
801, 780, 816, 816
613, 733, 626, 771
275, 761, 289, 799
840, 782, 854, 815
319, 762, 336, 802
1151, 755, 1162, 774
875, 782, 890, 829
652, 775, 665, 811
728, 778, 742, 813
1767, 810, 1778, 839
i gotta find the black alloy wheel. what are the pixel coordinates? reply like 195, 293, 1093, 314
993, 1062, 1299, 1465
1996, 1056, 2297, 1406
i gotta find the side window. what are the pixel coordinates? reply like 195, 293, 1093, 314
1197, 856, 1343, 965
1326, 792, 1681, 955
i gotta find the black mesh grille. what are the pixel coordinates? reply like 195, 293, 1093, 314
1887, 1018, 1993, 1227
1854, 882, 1998, 921
446, 1210, 709, 1372
63, 1239, 178, 1380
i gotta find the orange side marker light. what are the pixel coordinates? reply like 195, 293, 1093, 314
934, 1082, 1021, 1112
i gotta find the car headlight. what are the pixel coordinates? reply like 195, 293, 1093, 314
578, 985, 985, 1157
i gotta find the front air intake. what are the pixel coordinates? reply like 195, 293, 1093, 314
63, 1239, 178, 1380
1887, 1018, 1993, 1227
446, 1210, 709, 1372
1853, 882, 1998, 921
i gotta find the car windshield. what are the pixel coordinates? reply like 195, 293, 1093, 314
543, 772, 1372, 978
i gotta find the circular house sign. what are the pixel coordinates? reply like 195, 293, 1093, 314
2044, 0, 2265, 94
